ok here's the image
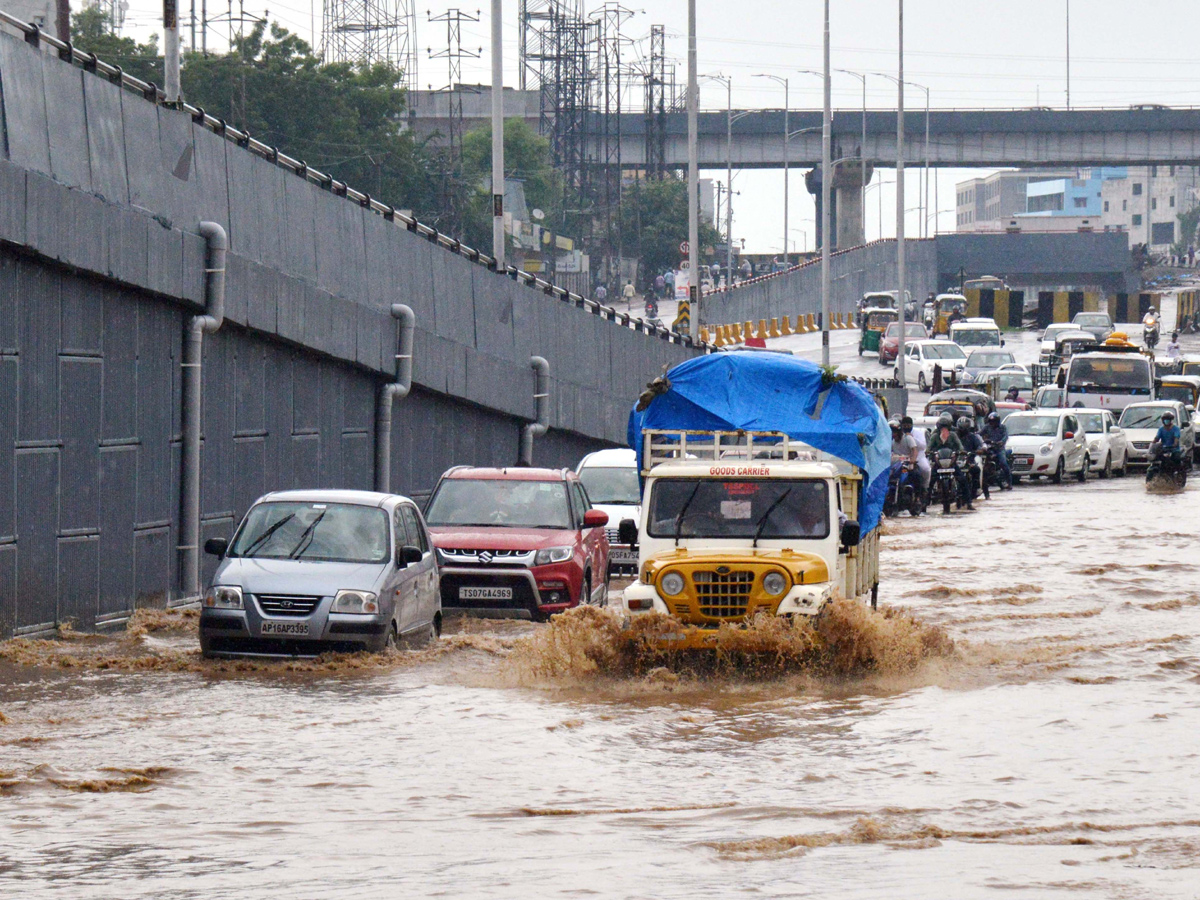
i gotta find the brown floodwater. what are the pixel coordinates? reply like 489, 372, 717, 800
2, 474, 1199, 898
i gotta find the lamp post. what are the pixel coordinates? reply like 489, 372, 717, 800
753, 74, 790, 266
491, 0, 505, 268
703, 75, 751, 285
821, 0, 831, 366
835, 69, 868, 245
687, 0, 699, 337
895, 2, 906, 384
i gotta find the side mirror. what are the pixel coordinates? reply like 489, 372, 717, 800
204, 537, 228, 558
397, 545, 423, 568
1001, 339, 1006, 346
617, 518, 639, 547
1063, 431, 1074, 439
840, 520, 861, 548
582, 509, 609, 528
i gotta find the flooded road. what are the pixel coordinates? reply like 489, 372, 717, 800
3, 470, 1199, 899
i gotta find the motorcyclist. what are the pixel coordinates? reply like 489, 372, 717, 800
980, 410, 1012, 488
1006, 385, 1021, 403
1144, 306, 1161, 347
1154, 410, 1183, 461
901, 415, 930, 505
928, 413, 972, 509
957, 416, 986, 504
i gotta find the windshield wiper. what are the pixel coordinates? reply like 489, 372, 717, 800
673, 482, 702, 547
238, 513, 296, 558
753, 489, 792, 548
288, 510, 327, 559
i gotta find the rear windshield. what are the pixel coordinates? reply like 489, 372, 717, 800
953, 328, 1001, 347
1074, 314, 1111, 327
426, 479, 572, 529
229, 502, 389, 563
924, 344, 967, 360
885, 323, 927, 338
578, 466, 641, 505
1006, 416, 1061, 437
967, 351, 1014, 368
1157, 384, 1195, 405
1077, 414, 1105, 434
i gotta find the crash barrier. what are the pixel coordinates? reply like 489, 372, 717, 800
963, 289, 1025, 328
1035, 292, 1159, 328
705, 312, 861, 344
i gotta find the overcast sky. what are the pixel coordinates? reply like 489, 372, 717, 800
116, 0, 1200, 253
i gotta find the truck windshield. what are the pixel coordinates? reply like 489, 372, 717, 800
1157, 384, 1195, 406
229, 502, 389, 563
577, 467, 641, 505
1068, 357, 1152, 392
425, 480, 572, 529
646, 479, 829, 540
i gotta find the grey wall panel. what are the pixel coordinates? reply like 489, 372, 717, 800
17, 261, 58, 441
232, 437, 266, 518
201, 327, 233, 517
400, 237, 437, 329
24, 170, 72, 263
58, 358, 101, 533
292, 351, 320, 434
61, 272, 104, 358
82, 76, 128, 204
0, 160, 26, 245
41, 56, 90, 191
362, 213, 399, 310
134, 301, 176, 525
470, 267, 515, 360
341, 433, 372, 491
291, 434, 320, 488
98, 446, 136, 618
0, 359, 14, 539
101, 285, 138, 440
317, 363, 344, 487
0, 34, 50, 173
282, 173, 318, 282
122, 88, 164, 216
155, 104, 194, 228
0, 546, 14, 637
104, 201, 149, 287
57, 536, 99, 629
241, 254, 277, 333
233, 333, 266, 434
133, 526, 171, 605
262, 347, 294, 492
356, 302, 386, 372
432, 252, 475, 346
303, 286, 333, 356
276, 275, 305, 345
0, 254, 18, 352
14, 448, 58, 630
327, 295, 357, 362
146, 220, 184, 299
189, 123, 230, 235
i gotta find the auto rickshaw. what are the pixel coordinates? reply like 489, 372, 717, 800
858, 307, 899, 356
933, 294, 969, 336
924, 389, 996, 424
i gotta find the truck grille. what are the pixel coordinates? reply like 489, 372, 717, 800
692, 570, 753, 617
256, 595, 321, 617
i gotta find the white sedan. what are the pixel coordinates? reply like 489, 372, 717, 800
1118, 401, 1196, 466
1073, 408, 1128, 478
1006, 410, 1090, 483
894, 340, 968, 393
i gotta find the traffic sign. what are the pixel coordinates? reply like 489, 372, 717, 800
679, 240, 689, 255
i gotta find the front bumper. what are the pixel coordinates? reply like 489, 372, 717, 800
438, 562, 582, 619
199, 603, 389, 657
621, 580, 832, 620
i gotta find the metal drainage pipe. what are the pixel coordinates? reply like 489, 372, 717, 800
179, 221, 227, 598
519, 356, 550, 466
375, 304, 416, 494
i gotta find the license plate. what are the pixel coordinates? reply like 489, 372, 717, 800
459, 587, 512, 601
261, 621, 310, 636
610, 549, 638, 563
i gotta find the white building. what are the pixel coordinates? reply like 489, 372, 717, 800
3, 0, 57, 33
1099, 166, 1200, 252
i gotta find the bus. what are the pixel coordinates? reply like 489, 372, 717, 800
1064, 347, 1154, 412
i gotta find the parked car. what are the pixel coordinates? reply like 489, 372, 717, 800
961, 348, 1018, 385
1072, 311, 1115, 343
576, 448, 641, 578
1005, 410, 1090, 483
895, 340, 968, 392
424, 467, 610, 620
1117, 401, 1196, 466
199, 490, 440, 657
878, 320, 930, 365
1073, 408, 1129, 477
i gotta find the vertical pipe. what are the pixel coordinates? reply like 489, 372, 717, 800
520, 357, 550, 465
923, 89, 930, 239
164, 0, 181, 103
725, 78, 733, 286
179, 222, 227, 598
687, 0, 699, 337
820, 0, 831, 366
895, 1, 907, 385
56, 0, 69, 43
491, 0, 505, 268
783, 79, 789, 266
861, 75, 867, 244
374, 304, 416, 494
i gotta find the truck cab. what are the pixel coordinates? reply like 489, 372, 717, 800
619, 431, 877, 630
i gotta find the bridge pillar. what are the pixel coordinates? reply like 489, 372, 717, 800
833, 160, 873, 249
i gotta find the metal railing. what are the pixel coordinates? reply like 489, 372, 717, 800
0, 9, 711, 352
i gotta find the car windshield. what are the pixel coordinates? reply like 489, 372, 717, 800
967, 351, 1014, 368
1157, 384, 1195, 405
953, 329, 1001, 347
577, 466, 641, 505
923, 344, 967, 360
1119, 407, 1174, 429
1006, 416, 1061, 437
425, 479, 572, 529
1068, 357, 1152, 391
1074, 314, 1111, 327
229, 502, 389, 563
646, 479, 830, 540
1077, 413, 1105, 434
994, 373, 1033, 390
885, 323, 927, 338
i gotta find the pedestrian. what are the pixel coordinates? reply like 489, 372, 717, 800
622, 279, 636, 312
595, 283, 607, 303
664, 269, 675, 292
1167, 331, 1182, 359
654, 272, 665, 299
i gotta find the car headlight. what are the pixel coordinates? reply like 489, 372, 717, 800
660, 571, 686, 596
1089, 439, 1100, 451
534, 546, 574, 566
1039, 443, 1054, 455
331, 590, 379, 615
203, 585, 243, 609
762, 572, 788, 596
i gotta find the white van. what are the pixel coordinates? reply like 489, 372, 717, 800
949, 318, 1003, 349
576, 448, 641, 577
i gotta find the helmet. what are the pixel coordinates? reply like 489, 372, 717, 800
937, 413, 954, 429
1148, 306, 1157, 314
956, 417, 973, 433
888, 415, 903, 429
1163, 411, 1175, 422
987, 411, 1000, 423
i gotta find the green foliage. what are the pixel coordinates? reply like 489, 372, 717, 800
619, 176, 721, 285
1173, 204, 1200, 257
70, 7, 160, 85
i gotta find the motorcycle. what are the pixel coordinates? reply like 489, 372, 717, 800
982, 440, 1013, 492
884, 460, 923, 517
1144, 320, 1160, 349
644, 297, 660, 319
1146, 441, 1188, 489
929, 448, 963, 514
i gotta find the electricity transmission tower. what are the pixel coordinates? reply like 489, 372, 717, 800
426, 8, 482, 231
322, 0, 419, 87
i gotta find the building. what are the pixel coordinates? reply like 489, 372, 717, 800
1100, 165, 1200, 252
1024, 168, 1125, 218
3, 0, 57, 34
956, 169, 1076, 232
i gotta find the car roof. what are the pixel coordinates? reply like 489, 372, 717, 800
1007, 409, 1073, 418
966, 348, 1013, 357
577, 448, 637, 469
442, 466, 573, 482
1073, 311, 1112, 319
1055, 330, 1095, 340
258, 489, 401, 508
1122, 400, 1185, 409
1161, 375, 1200, 385
911, 338, 960, 348
951, 320, 998, 329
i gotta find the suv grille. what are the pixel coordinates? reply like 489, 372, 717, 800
257, 595, 321, 617
439, 548, 534, 564
692, 570, 753, 618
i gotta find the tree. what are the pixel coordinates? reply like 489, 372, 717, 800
1173, 203, 1200, 258
619, 176, 721, 286
70, 7, 160, 85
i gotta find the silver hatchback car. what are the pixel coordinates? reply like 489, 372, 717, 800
199, 490, 440, 657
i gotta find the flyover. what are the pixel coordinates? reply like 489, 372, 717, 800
584, 108, 1200, 169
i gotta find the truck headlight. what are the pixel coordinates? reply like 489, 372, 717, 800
661, 571, 686, 596
1039, 443, 1054, 455
534, 546, 574, 566
204, 585, 243, 609
762, 572, 788, 596
332, 590, 379, 615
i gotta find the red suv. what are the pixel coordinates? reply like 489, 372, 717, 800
424, 467, 610, 621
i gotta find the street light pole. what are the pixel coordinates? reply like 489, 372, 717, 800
687, 0, 700, 337
1066, 0, 1071, 110
491, 0, 505, 269
725, 77, 734, 283
820, 0, 831, 366
753, 74, 790, 266
895, 0, 907, 384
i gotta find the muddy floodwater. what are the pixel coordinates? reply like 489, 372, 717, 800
2, 475, 1199, 899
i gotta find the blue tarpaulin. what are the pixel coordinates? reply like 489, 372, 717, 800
627, 351, 892, 533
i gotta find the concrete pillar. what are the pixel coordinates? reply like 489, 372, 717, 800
834, 160, 874, 249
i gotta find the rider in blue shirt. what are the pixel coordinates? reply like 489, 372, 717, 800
1155, 411, 1182, 458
